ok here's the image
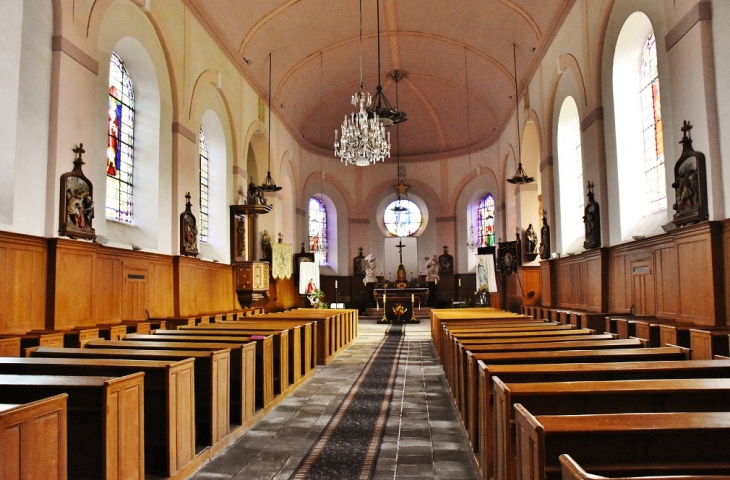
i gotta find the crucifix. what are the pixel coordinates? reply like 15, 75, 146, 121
395, 239, 406, 264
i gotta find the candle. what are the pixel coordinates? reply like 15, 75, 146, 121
335, 280, 338, 288
411, 294, 414, 303
458, 278, 462, 287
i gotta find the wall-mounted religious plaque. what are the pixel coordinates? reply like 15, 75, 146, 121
664, 121, 708, 230
583, 181, 601, 249
497, 241, 518, 275
539, 210, 551, 260
180, 192, 199, 257
59, 144, 96, 241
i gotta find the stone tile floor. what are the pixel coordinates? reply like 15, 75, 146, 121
190, 319, 481, 480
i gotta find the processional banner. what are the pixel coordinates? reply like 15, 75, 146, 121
272, 243, 293, 280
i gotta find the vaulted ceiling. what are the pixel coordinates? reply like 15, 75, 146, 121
187, 0, 574, 162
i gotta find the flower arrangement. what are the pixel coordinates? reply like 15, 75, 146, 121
307, 289, 325, 308
392, 303, 407, 317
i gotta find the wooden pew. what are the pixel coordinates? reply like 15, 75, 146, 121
95, 323, 128, 341
0, 356, 197, 479
559, 453, 730, 480
177, 326, 289, 393
467, 345, 689, 477
127, 332, 273, 410
475, 359, 730, 479
63, 327, 99, 347
451, 332, 614, 424
0, 337, 21, 357
29, 346, 230, 451
11, 331, 65, 353
515, 408, 730, 480
568, 312, 607, 331
86, 338, 256, 426
495, 377, 730, 480
153, 328, 283, 400
0, 394, 67, 480
228, 317, 318, 377
690, 327, 730, 359
0, 373, 144, 480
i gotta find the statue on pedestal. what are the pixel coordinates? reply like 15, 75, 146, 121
425, 255, 439, 283
362, 254, 377, 285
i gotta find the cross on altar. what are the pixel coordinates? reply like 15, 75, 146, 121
395, 239, 406, 264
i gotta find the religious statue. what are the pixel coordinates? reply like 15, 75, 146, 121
246, 177, 267, 206
438, 245, 453, 274
59, 143, 97, 241
362, 254, 377, 285
425, 255, 439, 283
583, 181, 601, 249
539, 210, 551, 260
261, 229, 272, 262
353, 247, 365, 275
525, 224, 538, 254
664, 120, 708, 230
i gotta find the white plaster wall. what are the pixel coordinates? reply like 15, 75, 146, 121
713, 0, 730, 215
0, 1, 52, 235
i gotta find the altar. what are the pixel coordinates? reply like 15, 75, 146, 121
373, 287, 429, 323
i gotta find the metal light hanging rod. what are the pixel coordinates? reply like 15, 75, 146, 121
260, 52, 282, 192
506, 43, 534, 185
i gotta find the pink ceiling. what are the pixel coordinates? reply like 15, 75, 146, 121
188, 0, 575, 162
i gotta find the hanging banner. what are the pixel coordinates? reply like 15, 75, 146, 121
299, 262, 320, 294
476, 254, 498, 293
272, 243, 293, 280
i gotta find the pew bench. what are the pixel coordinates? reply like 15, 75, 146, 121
474, 359, 730, 480
515, 407, 730, 480
179, 324, 294, 390
689, 327, 730, 359
467, 345, 689, 476
0, 394, 67, 480
95, 323, 128, 341
29, 346, 230, 452
559, 454, 730, 480
63, 327, 99, 347
0, 373, 144, 480
155, 328, 285, 398
0, 356, 198, 479
496, 377, 730, 480
0, 337, 21, 357
128, 332, 274, 410
86, 339, 256, 427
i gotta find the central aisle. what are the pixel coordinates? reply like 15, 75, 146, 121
190, 319, 481, 480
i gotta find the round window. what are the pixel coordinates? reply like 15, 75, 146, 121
383, 199, 422, 236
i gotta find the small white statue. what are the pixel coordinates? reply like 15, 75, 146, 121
362, 254, 377, 285
425, 254, 439, 283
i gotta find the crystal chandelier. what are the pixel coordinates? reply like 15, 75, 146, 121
334, 0, 391, 166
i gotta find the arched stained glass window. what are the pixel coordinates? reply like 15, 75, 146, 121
309, 198, 327, 265
383, 199, 422, 237
106, 52, 135, 223
640, 31, 666, 212
477, 194, 495, 247
199, 126, 209, 242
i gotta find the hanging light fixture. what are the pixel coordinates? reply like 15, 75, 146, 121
391, 70, 408, 214
366, 0, 406, 126
463, 47, 477, 251
260, 52, 282, 192
334, 0, 391, 166
506, 43, 535, 185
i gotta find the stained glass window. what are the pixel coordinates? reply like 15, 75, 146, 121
309, 198, 327, 265
383, 199, 422, 237
199, 126, 209, 242
640, 31, 666, 212
106, 52, 134, 223
477, 194, 495, 247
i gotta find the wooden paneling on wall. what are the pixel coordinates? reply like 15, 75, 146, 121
506, 266, 541, 312
0, 231, 47, 333
48, 239, 176, 328
541, 222, 725, 325
549, 249, 608, 313
174, 257, 236, 316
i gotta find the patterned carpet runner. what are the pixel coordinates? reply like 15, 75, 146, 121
291, 323, 404, 479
